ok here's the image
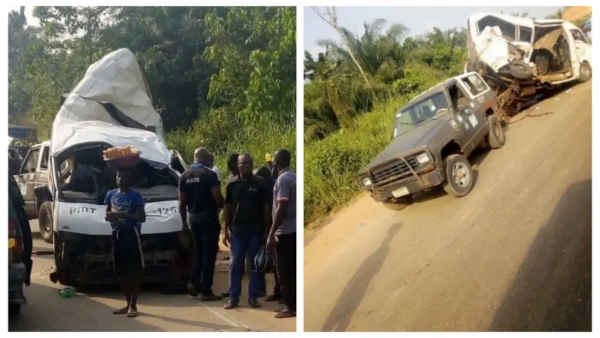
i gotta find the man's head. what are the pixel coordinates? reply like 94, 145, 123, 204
116, 168, 134, 189
274, 149, 291, 174
194, 147, 211, 166
228, 153, 239, 176
238, 153, 253, 179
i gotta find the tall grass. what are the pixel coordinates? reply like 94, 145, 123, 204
166, 114, 296, 179
304, 63, 452, 225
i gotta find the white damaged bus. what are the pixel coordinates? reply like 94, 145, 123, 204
39, 49, 188, 287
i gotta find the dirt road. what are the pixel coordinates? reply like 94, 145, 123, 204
10, 221, 294, 332
304, 81, 591, 331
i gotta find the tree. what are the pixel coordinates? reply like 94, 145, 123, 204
8, 7, 41, 119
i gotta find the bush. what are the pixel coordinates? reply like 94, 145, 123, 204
166, 111, 296, 181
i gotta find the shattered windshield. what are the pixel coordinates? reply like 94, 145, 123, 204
57, 146, 178, 204
393, 92, 448, 138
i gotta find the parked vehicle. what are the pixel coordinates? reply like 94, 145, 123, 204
9, 174, 33, 315
23, 49, 187, 287
466, 13, 592, 117
358, 72, 504, 208
13, 141, 50, 221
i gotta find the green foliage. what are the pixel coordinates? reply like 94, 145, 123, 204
204, 7, 296, 126
10, 6, 296, 146
304, 21, 467, 145
304, 96, 407, 223
166, 117, 296, 180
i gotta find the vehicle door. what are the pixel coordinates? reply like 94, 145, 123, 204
15, 146, 41, 217
447, 81, 479, 152
569, 27, 591, 69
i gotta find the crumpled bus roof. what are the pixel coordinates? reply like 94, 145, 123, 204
50, 48, 169, 164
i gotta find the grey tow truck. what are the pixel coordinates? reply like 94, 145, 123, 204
358, 72, 505, 208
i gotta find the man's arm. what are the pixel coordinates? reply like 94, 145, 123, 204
179, 191, 188, 229
104, 191, 117, 223
210, 174, 224, 209
269, 200, 287, 239
267, 179, 289, 249
222, 183, 233, 247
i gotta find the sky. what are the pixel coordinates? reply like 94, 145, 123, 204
304, 6, 561, 57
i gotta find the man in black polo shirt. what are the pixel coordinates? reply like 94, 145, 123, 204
223, 153, 270, 309
179, 147, 224, 301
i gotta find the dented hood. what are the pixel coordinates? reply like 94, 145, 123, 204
51, 49, 170, 164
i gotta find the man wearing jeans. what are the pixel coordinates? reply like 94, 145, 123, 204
179, 147, 224, 301
267, 149, 296, 318
223, 153, 270, 309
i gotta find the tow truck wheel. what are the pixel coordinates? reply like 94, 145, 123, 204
580, 62, 591, 82
443, 154, 474, 197
487, 116, 505, 149
38, 201, 54, 243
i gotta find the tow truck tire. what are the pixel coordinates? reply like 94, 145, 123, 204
579, 62, 591, 82
38, 202, 54, 243
443, 154, 474, 197
487, 116, 505, 149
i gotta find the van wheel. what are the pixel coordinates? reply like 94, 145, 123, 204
39, 202, 54, 243
579, 62, 591, 82
443, 154, 474, 197
53, 233, 76, 287
487, 116, 505, 149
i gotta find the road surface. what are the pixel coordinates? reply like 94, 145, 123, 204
10, 221, 294, 332
304, 81, 591, 331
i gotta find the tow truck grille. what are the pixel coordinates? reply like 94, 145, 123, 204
371, 155, 419, 185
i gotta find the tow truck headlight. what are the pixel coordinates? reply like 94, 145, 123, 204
416, 153, 431, 164
362, 177, 373, 187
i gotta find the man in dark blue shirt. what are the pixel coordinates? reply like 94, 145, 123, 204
105, 168, 146, 318
179, 147, 224, 301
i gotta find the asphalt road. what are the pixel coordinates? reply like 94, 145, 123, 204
304, 81, 592, 331
10, 221, 295, 332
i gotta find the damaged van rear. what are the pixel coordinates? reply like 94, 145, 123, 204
46, 49, 186, 287
466, 13, 591, 116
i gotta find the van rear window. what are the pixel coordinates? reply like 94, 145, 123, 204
478, 15, 516, 41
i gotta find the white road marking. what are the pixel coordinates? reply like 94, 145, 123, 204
197, 300, 251, 331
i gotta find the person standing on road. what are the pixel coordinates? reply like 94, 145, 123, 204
267, 149, 296, 318
255, 162, 281, 302
105, 168, 146, 318
223, 153, 271, 309
179, 147, 224, 301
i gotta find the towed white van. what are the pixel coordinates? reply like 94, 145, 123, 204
36, 49, 187, 287
466, 13, 591, 115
